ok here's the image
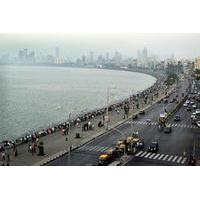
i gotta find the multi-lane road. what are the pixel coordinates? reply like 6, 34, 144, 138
48, 77, 200, 166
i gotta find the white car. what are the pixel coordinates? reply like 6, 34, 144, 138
186, 100, 190, 104
196, 121, 200, 128
191, 113, 196, 119
183, 103, 188, 107
192, 104, 197, 109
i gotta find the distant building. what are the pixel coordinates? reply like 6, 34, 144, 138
82, 55, 86, 65
90, 51, 94, 64
195, 57, 200, 69
106, 52, 110, 61
55, 47, 60, 58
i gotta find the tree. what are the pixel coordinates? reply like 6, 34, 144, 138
165, 73, 179, 86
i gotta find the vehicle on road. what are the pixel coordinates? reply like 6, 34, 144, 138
148, 141, 159, 153
174, 115, 181, 122
126, 133, 145, 153
164, 98, 168, 103
196, 121, 200, 128
159, 113, 167, 125
132, 114, 138, 119
183, 103, 188, 107
97, 154, 112, 166
115, 139, 126, 155
192, 104, 197, 109
164, 124, 172, 133
139, 110, 145, 115
146, 119, 151, 123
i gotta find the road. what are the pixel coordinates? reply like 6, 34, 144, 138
48, 77, 199, 166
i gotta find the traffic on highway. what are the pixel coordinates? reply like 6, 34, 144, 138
48, 72, 200, 166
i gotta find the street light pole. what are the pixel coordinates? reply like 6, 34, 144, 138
106, 88, 109, 130
68, 112, 71, 166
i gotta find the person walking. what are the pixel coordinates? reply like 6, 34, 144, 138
1, 151, 5, 162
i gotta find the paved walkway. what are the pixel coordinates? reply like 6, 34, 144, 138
0, 84, 174, 166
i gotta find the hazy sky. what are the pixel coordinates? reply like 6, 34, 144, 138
0, 33, 200, 60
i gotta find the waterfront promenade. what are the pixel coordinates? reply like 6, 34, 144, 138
0, 80, 173, 166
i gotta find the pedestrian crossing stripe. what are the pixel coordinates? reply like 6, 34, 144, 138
181, 157, 187, 164
153, 154, 160, 159
172, 156, 178, 162
158, 154, 164, 160
163, 155, 169, 161
140, 152, 147, 157
77, 145, 110, 153
149, 153, 156, 159
135, 151, 187, 165
167, 155, 173, 162
126, 121, 199, 129
135, 151, 144, 156
177, 156, 182, 163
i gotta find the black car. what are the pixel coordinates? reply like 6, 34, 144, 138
139, 110, 145, 115
132, 114, 138, 119
164, 125, 172, 133
148, 141, 159, 153
187, 107, 192, 111
174, 115, 181, 122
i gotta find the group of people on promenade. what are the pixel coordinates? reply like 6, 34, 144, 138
0, 73, 167, 165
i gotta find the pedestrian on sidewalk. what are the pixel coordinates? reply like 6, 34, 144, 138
1, 151, 6, 162
14, 148, 18, 157
28, 143, 31, 153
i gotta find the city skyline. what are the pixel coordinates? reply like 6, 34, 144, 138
1, 33, 200, 60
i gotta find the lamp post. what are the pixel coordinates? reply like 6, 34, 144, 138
105, 88, 110, 130
68, 112, 71, 166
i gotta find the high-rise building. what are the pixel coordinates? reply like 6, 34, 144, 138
90, 51, 94, 64
137, 50, 141, 61
82, 55, 86, 65
195, 57, 200, 69
142, 48, 148, 62
55, 47, 60, 58
106, 52, 110, 61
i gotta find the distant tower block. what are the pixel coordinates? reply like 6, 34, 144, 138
55, 47, 60, 58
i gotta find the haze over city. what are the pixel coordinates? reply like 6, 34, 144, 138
1, 33, 200, 60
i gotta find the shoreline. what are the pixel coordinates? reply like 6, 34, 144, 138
0, 66, 161, 147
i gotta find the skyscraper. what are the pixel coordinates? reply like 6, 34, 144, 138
142, 48, 148, 62
55, 47, 60, 58
90, 51, 94, 64
106, 52, 110, 61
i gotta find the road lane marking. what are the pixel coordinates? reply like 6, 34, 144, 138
140, 152, 147, 157
158, 154, 165, 160
149, 153, 156, 159
144, 152, 152, 158
96, 147, 103, 152
135, 151, 143, 156
172, 156, 178, 162
162, 155, 169, 161
89, 146, 98, 151
92, 146, 100, 151
153, 154, 160, 159
101, 147, 109, 152
181, 157, 187, 164
167, 155, 174, 162
177, 156, 183, 163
